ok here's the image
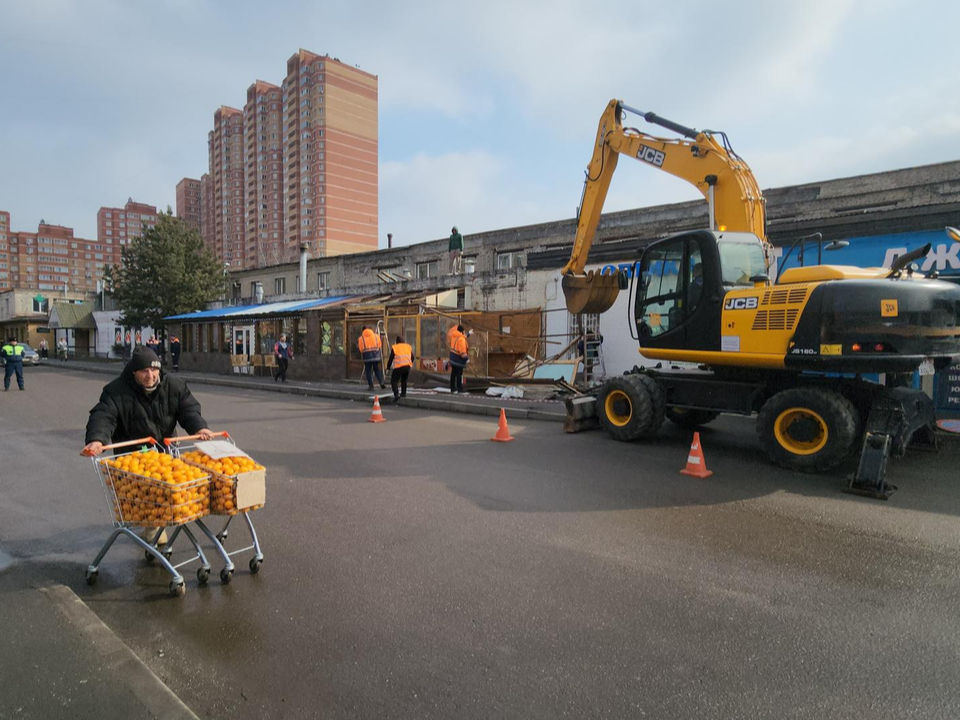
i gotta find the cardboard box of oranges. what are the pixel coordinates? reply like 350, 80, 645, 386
180, 441, 265, 515
99, 449, 211, 527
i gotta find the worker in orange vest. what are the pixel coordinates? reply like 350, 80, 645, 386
449, 324, 470, 394
358, 325, 386, 390
387, 335, 415, 400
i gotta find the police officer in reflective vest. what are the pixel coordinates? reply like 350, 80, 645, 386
358, 325, 386, 390
2, 337, 26, 391
449, 325, 470, 394
387, 335, 415, 400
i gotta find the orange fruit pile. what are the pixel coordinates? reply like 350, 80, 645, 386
102, 450, 210, 526
179, 450, 264, 515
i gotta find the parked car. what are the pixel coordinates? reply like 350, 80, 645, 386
1, 343, 42, 366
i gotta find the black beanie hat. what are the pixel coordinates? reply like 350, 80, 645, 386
129, 346, 161, 372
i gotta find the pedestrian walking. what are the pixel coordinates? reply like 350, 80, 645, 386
387, 335, 414, 400
38, 338, 48, 359
58, 337, 68, 361
169, 336, 181, 372
2, 337, 26, 391
448, 225, 464, 275
358, 325, 386, 390
449, 325, 470, 394
274, 333, 293, 383
82, 345, 213, 545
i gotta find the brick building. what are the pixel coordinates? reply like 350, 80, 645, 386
200, 173, 215, 255
175, 178, 202, 233
243, 80, 284, 267
96, 199, 158, 263
281, 50, 378, 259
193, 49, 378, 271
209, 106, 246, 269
0, 211, 111, 294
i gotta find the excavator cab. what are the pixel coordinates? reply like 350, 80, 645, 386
633, 230, 766, 354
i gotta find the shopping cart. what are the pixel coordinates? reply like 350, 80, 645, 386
83, 437, 213, 597
165, 432, 265, 580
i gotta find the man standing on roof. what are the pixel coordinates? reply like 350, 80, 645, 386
387, 335, 415, 401
358, 325, 386, 391
448, 225, 463, 275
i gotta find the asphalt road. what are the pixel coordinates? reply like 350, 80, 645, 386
3, 367, 960, 719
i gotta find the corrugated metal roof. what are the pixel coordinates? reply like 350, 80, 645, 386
165, 295, 356, 322
49, 301, 97, 329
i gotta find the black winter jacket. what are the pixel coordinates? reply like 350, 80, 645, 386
84, 364, 207, 445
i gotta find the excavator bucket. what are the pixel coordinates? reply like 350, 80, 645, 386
562, 270, 621, 314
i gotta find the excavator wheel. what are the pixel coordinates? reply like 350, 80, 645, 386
665, 408, 720, 430
757, 387, 861, 472
598, 374, 665, 442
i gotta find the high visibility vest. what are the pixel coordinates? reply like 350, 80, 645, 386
392, 343, 413, 369
1, 344, 24, 360
449, 334, 469, 368
358, 330, 382, 361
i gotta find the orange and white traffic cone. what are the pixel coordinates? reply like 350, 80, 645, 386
679, 431, 712, 478
368, 396, 386, 423
490, 408, 515, 442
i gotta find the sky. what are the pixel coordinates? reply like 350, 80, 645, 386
1, 0, 959, 248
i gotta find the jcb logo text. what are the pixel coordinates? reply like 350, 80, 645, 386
724, 297, 759, 310
637, 145, 665, 167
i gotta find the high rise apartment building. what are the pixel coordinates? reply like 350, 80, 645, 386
281, 50, 378, 259
175, 178, 202, 233
97, 200, 159, 263
244, 81, 284, 266
210, 107, 247, 269
0, 211, 112, 293
194, 49, 377, 271
200, 173, 215, 254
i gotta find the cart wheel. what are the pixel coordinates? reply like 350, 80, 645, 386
144, 550, 156, 565
197, 567, 210, 585
220, 568, 233, 585
163, 547, 174, 561
249, 557, 262, 574
168, 581, 186, 598
216, 531, 228, 543
85, 569, 98, 586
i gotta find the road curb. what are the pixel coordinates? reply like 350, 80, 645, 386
40, 584, 200, 720
53, 365, 566, 423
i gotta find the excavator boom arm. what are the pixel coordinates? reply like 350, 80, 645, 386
562, 99, 767, 279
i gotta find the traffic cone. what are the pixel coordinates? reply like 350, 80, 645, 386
679, 431, 712, 478
368, 396, 386, 423
490, 409, 514, 442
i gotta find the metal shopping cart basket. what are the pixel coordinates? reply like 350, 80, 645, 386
83, 437, 214, 597
165, 432, 265, 580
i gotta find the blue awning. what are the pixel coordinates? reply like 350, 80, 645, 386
165, 295, 356, 321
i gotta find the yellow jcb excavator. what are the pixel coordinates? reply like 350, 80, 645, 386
563, 99, 960, 498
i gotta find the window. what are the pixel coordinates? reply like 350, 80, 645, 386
463, 257, 477, 274
274, 277, 286, 295
317, 271, 330, 290
496, 251, 523, 270
32, 297, 49, 313
250, 281, 259, 297
319, 320, 344, 354
416, 261, 439, 280
718, 237, 766, 287
636, 237, 689, 339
